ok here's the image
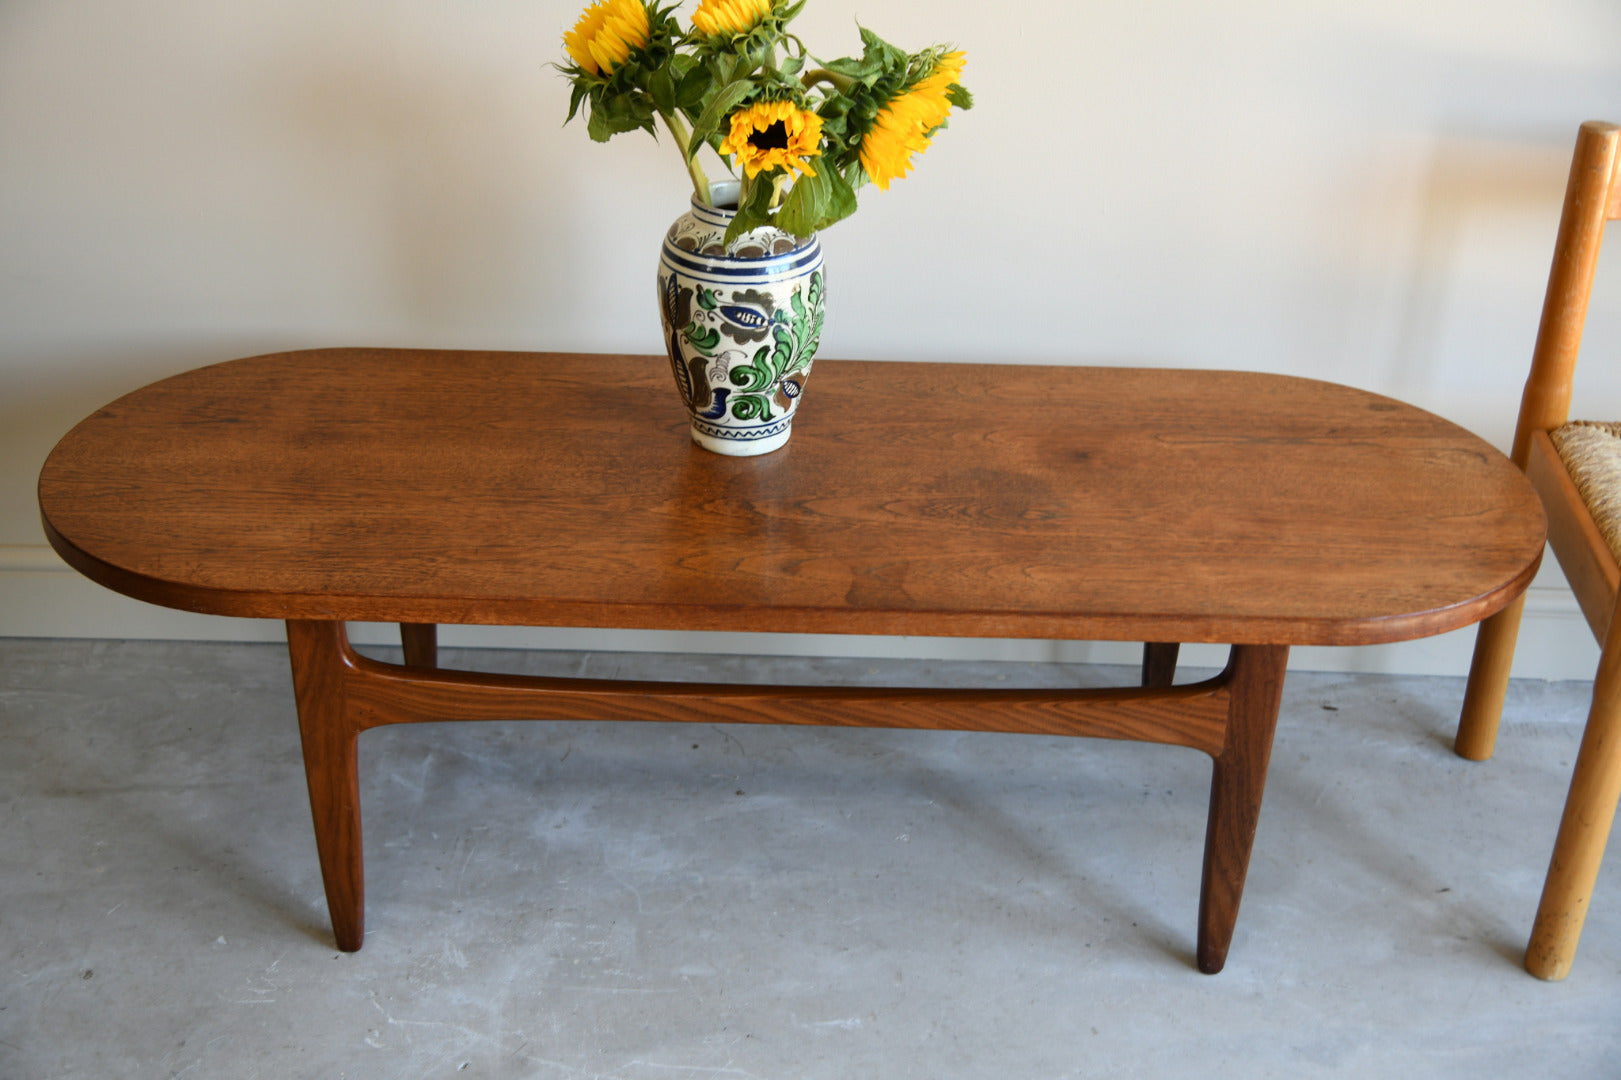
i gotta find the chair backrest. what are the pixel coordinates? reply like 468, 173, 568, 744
1512, 121, 1621, 468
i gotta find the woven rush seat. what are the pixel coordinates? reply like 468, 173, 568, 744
1551, 421, 1621, 565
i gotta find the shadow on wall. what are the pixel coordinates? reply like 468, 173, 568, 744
1385, 131, 1577, 403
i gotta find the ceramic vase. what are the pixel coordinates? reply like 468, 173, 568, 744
657, 179, 825, 456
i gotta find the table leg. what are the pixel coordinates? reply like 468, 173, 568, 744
400, 623, 438, 669
1196, 643, 1289, 974
286, 619, 366, 952
277, 626, 1283, 965
1142, 642, 1180, 688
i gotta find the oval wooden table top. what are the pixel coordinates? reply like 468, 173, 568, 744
39, 348, 1545, 646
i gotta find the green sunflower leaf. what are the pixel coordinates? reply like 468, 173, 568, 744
565, 81, 589, 124
647, 68, 675, 114
857, 27, 909, 73
778, 166, 858, 236
775, 169, 826, 237
586, 106, 616, 143
687, 79, 755, 162
724, 173, 777, 244
674, 60, 712, 110
816, 55, 873, 81
818, 167, 859, 229
947, 84, 973, 110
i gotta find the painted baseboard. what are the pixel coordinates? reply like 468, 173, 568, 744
0, 544, 1599, 680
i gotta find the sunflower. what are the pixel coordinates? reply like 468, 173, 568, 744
908, 50, 965, 129
718, 99, 824, 179
690, 0, 773, 39
858, 51, 966, 191
858, 107, 932, 192
563, 0, 651, 77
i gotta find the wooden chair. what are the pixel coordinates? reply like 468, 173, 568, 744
1455, 120, 1621, 980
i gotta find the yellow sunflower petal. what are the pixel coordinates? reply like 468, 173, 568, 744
927, 50, 966, 87
860, 110, 931, 191
719, 99, 824, 179
692, 0, 771, 38
907, 52, 966, 130
858, 52, 966, 190
563, 0, 649, 76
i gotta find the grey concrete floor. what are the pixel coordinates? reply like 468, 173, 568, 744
2, 640, 1620, 1079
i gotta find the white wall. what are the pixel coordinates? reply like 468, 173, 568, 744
3, 0, 1619, 676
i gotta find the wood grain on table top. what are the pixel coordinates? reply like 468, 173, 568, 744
38, 349, 1545, 645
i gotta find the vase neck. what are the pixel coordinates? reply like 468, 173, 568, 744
692, 178, 743, 221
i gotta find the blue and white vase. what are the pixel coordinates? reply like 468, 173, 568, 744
657, 179, 825, 456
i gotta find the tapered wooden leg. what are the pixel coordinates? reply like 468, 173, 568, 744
1142, 643, 1180, 689
1456, 593, 1526, 761
1526, 619, 1621, 980
1197, 643, 1289, 974
286, 619, 365, 952
400, 622, 438, 669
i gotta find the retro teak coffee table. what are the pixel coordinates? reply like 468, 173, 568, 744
37, 349, 1546, 973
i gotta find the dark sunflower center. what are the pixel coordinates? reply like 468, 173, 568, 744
747, 120, 790, 152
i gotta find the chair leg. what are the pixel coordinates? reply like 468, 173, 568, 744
1455, 593, 1527, 761
1525, 623, 1621, 980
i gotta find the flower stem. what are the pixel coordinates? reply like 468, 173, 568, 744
659, 110, 712, 206
801, 67, 854, 93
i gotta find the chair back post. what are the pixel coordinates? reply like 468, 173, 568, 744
1510, 121, 1621, 468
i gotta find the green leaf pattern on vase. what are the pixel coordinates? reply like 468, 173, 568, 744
658, 179, 825, 456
